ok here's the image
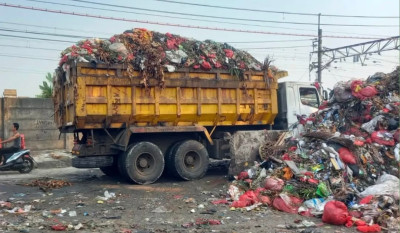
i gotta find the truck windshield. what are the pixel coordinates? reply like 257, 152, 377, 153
299, 87, 319, 108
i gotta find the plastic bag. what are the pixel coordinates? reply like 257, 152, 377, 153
228, 185, 240, 201
108, 43, 128, 57
357, 224, 381, 232
361, 115, 384, 134
231, 200, 249, 208
360, 174, 399, 200
272, 194, 302, 214
322, 201, 349, 225
338, 148, 357, 164
333, 82, 353, 102
371, 130, 395, 146
316, 182, 330, 198
165, 50, 188, 64
264, 177, 284, 191
258, 195, 271, 205
239, 190, 258, 205
201, 61, 212, 70
359, 86, 378, 98
303, 198, 326, 211
224, 49, 234, 58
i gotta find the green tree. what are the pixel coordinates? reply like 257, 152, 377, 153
36, 73, 53, 98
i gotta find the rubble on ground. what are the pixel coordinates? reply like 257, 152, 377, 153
227, 67, 400, 233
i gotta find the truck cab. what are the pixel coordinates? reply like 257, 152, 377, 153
274, 81, 322, 129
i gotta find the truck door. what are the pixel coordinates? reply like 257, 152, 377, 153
285, 85, 299, 127
298, 86, 320, 117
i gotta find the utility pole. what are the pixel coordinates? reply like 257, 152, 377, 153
317, 13, 322, 84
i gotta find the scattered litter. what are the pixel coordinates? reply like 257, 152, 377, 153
151, 206, 171, 213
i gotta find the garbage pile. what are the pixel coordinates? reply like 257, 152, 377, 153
227, 67, 400, 232
58, 28, 274, 87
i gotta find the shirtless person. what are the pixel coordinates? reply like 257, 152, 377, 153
0, 123, 21, 165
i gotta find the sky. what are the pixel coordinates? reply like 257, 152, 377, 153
0, 0, 399, 97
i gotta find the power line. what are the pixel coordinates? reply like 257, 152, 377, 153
0, 33, 75, 43
41, 0, 400, 27
0, 20, 111, 36
0, 53, 58, 61
27, 0, 319, 26
0, 3, 388, 40
226, 39, 312, 43
239, 45, 310, 50
153, 0, 400, 19
23, 0, 318, 32
0, 44, 60, 51
0, 27, 103, 39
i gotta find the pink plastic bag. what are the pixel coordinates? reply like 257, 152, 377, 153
264, 177, 284, 191
272, 194, 303, 214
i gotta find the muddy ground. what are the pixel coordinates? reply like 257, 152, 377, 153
0, 167, 356, 233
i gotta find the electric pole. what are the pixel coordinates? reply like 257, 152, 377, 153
317, 13, 322, 84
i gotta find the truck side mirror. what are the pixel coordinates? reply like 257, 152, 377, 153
323, 90, 328, 100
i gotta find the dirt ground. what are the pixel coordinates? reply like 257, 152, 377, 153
0, 167, 357, 233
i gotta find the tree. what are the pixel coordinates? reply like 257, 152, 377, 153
36, 73, 53, 98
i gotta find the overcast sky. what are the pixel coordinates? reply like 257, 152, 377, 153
0, 0, 399, 97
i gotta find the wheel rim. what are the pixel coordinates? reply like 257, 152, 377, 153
21, 159, 32, 172
183, 151, 201, 170
135, 153, 155, 175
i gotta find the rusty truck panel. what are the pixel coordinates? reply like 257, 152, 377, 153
54, 62, 286, 130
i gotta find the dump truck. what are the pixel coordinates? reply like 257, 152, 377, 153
53, 61, 322, 184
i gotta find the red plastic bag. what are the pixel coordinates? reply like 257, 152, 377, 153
231, 200, 249, 208
338, 148, 357, 164
357, 224, 381, 232
359, 195, 373, 205
272, 194, 302, 214
371, 130, 395, 146
264, 177, 284, 191
211, 199, 228, 205
254, 187, 266, 196
322, 201, 349, 225
258, 196, 271, 205
224, 49, 234, 58
51, 224, 67, 231
359, 86, 378, 98
237, 171, 249, 180
239, 190, 258, 205
201, 61, 212, 70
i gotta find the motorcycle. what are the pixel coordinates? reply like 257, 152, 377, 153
0, 150, 35, 173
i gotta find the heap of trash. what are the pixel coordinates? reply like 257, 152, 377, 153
57, 28, 276, 87
227, 67, 400, 233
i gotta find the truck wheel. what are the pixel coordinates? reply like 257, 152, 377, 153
168, 140, 209, 181
118, 142, 164, 184
165, 141, 182, 176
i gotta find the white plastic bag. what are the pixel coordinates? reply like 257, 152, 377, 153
360, 174, 399, 200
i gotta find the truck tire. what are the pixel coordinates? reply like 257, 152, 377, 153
167, 140, 209, 181
118, 142, 164, 184
72, 156, 113, 168
165, 141, 183, 176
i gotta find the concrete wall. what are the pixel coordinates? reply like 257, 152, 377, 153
0, 97, 68, 151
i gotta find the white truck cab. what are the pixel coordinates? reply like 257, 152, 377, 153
274, 81, 323, 129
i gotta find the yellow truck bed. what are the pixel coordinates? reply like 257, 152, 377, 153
54, 62, 286, 130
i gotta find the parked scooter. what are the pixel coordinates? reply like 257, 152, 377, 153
0, 134, 35, 173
